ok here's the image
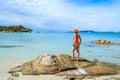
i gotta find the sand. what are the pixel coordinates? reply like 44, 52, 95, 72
4, 74, 120, 80
7, 74, 65, 80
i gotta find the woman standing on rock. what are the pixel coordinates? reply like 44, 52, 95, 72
72, 29, 81, 61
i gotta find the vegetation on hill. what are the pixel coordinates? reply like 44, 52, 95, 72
0, 25, 32, 32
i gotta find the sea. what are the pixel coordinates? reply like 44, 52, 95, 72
0, 32, 120, 65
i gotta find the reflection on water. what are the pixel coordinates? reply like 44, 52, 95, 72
87, 45, 95, 47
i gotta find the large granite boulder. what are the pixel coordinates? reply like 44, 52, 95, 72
20, 54, 77, 75
8, 54, 120, 77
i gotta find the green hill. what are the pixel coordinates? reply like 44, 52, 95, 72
0, 25, 32, 32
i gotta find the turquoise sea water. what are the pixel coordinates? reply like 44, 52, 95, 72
0, 32, 120, 64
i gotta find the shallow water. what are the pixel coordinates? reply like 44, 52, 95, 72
0, 32, 120, 64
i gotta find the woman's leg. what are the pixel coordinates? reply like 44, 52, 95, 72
72, 47, 75, 60
76, 47, 80, 61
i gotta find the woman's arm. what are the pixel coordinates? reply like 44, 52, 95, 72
79, 35, 82, 44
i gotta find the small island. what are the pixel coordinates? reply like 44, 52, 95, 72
80, 30, 96, 33
0, 25, 32, 32
67, 30, 96, 33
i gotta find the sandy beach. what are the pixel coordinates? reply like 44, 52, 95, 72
7, 74, 65, 80
6, 74, 120, 80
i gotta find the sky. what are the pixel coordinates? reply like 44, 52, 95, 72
0, 0, 120, 32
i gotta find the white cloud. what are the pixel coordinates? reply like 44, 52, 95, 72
0, 0, 120, 31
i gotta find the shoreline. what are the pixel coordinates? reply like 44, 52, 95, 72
4, 72, 120, 80
6, 74, 120, 80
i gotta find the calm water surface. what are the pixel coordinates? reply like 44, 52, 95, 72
0, 32, 120, 64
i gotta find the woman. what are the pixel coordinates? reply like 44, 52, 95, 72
72, 29, 81, 61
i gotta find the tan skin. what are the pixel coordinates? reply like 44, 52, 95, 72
72, 32, 81, 61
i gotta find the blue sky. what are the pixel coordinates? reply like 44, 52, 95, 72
0, 0, 120, 32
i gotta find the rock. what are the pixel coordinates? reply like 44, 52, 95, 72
56, 68, 88, 77
20, 61, 35, 75
56, 59, 95, 76
11, 72, 19, 77
55, 54, 76, 71
84, 65, 118, 75
32, 54, 59, 74
65, 76, 85, 80
100, 40, 106, 44
20, 54, 81, 75
56, 59, 119, 77
6, 77, 14, 80
90, 40, 119, 45
8, 65, 21, 73
32, 54, 57, 67
21, 55, 59, 75
85, 76, 93, 79
74, 61, 95, 68
95, 40, 101, 44
9, 54, 120, 78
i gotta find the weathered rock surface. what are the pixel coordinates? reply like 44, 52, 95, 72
84, 65, 118, 75
11, 72, 19, 77
8, 54, 120, 78
90, 40, 120, 45
55, 54, 75, 71
7, 77, 15, 80
21, 61, 35, 75
31, 54, 59, 74
20, 54, 77, 75
8, 65, 21, 73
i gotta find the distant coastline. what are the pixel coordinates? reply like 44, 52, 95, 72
67, 30, 120, 33
0, 25, 32, 32
0, 25, 119, 33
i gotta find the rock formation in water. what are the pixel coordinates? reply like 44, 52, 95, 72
90, 40, 120, 45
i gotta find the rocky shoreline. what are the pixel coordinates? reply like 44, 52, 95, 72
8, 54, 120, 80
